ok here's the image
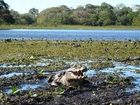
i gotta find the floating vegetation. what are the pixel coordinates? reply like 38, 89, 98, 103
0, 40, 139, 64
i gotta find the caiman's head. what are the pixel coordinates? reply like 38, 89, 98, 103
67, 65, 87, 76
48, 65, 87, 86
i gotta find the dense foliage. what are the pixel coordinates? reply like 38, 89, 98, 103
0, 0, 15, 24
0, 0, 140, 26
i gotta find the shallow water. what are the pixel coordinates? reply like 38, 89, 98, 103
5, 79, 48, 94
125, 78, 140, 93
1, 61, 140, 94
84, 70, 96, 78
86, 62, 140, 93
0, 72, 27, 78
0, 63, 27, 68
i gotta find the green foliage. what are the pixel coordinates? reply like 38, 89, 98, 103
11, 86, 20, 94
38, 69, 45, 75
29, 8, 39, 17
0, 0, 9, 10
0, 1, 140, 26
133, 14, 140, 26
0, 0, 15, 24
19, 13, 36, 24
36, 3, 139, 26
10, 9, 21, 24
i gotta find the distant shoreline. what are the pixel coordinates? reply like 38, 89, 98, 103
0, 25, 140, 30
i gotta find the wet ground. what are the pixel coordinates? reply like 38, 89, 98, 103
0, 58, 140, 105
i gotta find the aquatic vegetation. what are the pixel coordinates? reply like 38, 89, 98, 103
38, 69, 45, 75
0, 40, 139, 64
106, 75, 132, 85
54, 86, 65, 95
91, 61, 114, 70
11, 86, 20, 94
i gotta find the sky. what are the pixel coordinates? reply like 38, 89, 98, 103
4, 0, 140, 13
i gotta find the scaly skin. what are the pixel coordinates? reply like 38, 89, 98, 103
48, 65, 87, 86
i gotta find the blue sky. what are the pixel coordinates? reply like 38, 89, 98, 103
4, 0, 140, 13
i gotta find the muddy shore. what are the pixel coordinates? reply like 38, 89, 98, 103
0, 40, 140, 105
0, 59, 140, 105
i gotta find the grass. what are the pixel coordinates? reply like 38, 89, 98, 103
0, 40, 139, 64
0, 24, 140, 30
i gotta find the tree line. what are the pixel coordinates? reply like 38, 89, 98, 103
0, 0, 140, 26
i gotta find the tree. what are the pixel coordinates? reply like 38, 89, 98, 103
114, 4, 134, 25
0, 0, 15, 24
85, 4, 97, 10
10, 9, 21, 24
72, 6, 88, 25
101, 2, 114, 10
96, 3, 116, 26
0, 0, 8, 10
115, 3, 126, 10
0, 0, 9, 23
133, 13, 140, 26
26, 3, 140, 26
29, 8, 39, 17
20, 13, 36, 24
37, 5, 71, 25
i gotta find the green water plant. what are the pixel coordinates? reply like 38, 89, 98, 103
38, 69, 45, 75
0, 40, 139, 65
11, 86, 20, 94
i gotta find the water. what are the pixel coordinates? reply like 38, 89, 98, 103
0, 72, 27, 78
0, 70, 51, 78
0, 63, 27, 68
84, 70, 96, 78
86, 62, 140, 93
125, 79, 140, 93
1, 61, 140, 94
0, 29, 140, 40
5, 79, 48, 94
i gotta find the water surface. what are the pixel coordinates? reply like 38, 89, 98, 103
0, 29, 140, 40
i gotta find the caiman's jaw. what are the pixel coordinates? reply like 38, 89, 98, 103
71, 70, 84, 76
70, 66, 87, 76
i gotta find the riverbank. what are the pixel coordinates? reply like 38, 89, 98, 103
0, 40, 140, 104
1, 25, 140, 30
